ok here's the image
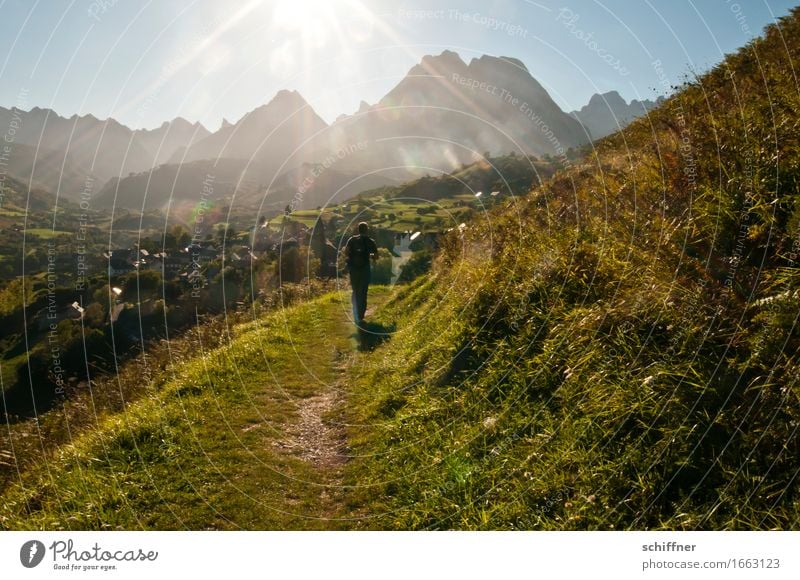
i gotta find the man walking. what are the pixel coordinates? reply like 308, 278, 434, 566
345, 222, 378, 324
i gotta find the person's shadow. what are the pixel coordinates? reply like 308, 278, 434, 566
353, 320, 396, 352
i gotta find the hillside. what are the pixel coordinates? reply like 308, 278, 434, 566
94, 157, 253, 210
286, 154, 556, 234
341, 8, 800, 529
0, 292, 383, 529
0, 142, 89, 199
1, 8, 799, 531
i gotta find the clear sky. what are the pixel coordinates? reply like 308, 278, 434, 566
0, 0, 795, 130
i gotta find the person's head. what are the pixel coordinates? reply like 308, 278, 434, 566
357, 222, 368, 235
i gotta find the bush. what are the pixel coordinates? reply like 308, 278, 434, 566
397, 249, 432, 283
370, 248, 394, 285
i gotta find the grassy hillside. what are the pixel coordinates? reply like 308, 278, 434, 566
287, 154, 553, 234
0, 291, 386, 529
342, 9, 800, 530
2, 10, 799, 532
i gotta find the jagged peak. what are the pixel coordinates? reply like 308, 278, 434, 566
582, 91, 633, 111
408, 50, 468, 76
247, 89, 312, 117
271, 88, 307, 104
68, 111, 99, 122
225, 89, 326, 130
144, 117, 206, 134
169, 116, 193, 127
597, 90, 625, 102
421, 49, 466, 67
468, 54, 529, 73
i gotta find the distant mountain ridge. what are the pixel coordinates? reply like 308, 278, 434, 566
4, 52, 661, 210
0, 106, 209, 200
317, 51, 589, 175
570, 90, 664, 140
169, 90, 326, 166
95, 90, 332, 210
101, 50, 602, 210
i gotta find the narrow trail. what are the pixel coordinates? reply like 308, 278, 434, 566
266, 290, 391, 526
280, 299, 383, 469
276, 387, 348, 468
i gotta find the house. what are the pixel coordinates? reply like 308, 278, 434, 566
164, 251, 192, 276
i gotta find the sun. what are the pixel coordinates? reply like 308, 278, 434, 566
269, 0, 376, 54
273, 0, 335, 32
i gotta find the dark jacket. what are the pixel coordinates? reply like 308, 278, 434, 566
345, 235, 378, 270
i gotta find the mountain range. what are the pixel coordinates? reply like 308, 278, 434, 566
570, 90, 663, 140
0, 106, 209, 200
1, 52, 659, 211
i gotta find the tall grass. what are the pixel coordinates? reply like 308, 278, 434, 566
344, 9, 800, 530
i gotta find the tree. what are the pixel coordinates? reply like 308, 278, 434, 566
215, 224, 235, 245
123, 270, 161, 300
152, 298, 167, 320
326, 216, 338, 237
83, 302, 106, 327
162, 230, 177, 250
277, 246, 308, 283
168, 224, 190, 249
309, 220, 337, 278
310, 219, 328, 262
370, 248, 394, 285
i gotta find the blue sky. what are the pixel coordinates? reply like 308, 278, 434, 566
0, 0, 795, 130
